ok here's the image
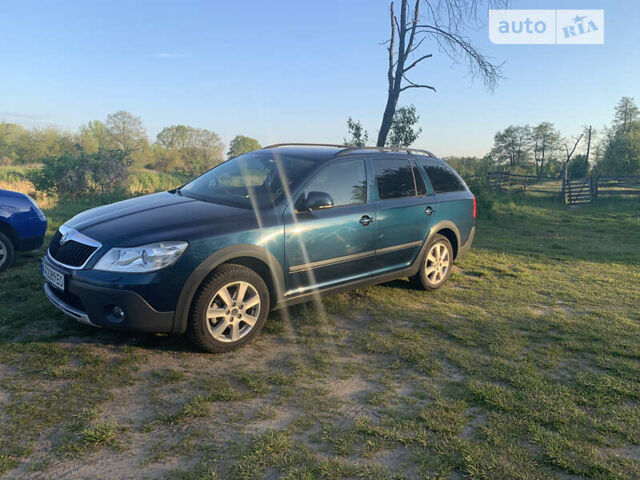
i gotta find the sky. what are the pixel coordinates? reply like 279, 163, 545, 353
1, 0, 638, 157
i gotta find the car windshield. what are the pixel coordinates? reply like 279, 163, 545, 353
180, 151, 318, 209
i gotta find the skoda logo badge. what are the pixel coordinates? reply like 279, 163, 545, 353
59, 231, 71, 245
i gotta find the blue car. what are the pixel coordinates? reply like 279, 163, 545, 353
0, 189, 48, 271
42, 144, 475, 352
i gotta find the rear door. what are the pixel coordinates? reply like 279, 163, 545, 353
370, 155, 439, 272
283, 157, 376, 294
418, 159, 475, 248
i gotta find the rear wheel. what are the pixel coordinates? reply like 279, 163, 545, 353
187, 264, 270, 353
0, 233, 15, 272
412, 234, 453, 290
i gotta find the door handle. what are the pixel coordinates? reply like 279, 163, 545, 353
359, 215, 374, 226
425, 206, 435, 216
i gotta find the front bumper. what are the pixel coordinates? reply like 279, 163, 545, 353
42, 257, 175, 333
18, 235, 45, 252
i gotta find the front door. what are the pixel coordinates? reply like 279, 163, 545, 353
284, 158, 376, 294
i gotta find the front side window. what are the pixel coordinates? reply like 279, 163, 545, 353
372, 158, 416, 200
421, 162, 466, 193
296, 159, 366, 209
181, 151, 318, 208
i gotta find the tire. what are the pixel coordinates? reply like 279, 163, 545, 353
0, 232, 15, 273
187, 264, 270, 353
411, 233, 453, 290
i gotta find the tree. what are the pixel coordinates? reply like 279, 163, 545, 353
0, 122, 28, 164
530, 122, 561, 177
612, 97, 639, 134
77, 120, 112, 154
376, 0, 507, 147
343, 118, 369, 147
227, 135, 261, 158
387, 105, 421, 147
157, 125, 193, 150
105, 110, 147, 153
598, 129, 640, 175
567, 154, 589, 179
154, 125, 224, 175
491, 125, 531, 169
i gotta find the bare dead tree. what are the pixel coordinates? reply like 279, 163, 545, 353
377, 0, 508, 147
562, 133, 584, 194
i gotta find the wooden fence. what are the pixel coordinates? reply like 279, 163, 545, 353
482, 171, 640, 204
595, 175, 640, 197
485, 172, 561, 195
564, 176, 596, 204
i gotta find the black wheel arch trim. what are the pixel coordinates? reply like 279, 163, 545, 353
172, 244, 285, 333
0, 220, 18, 247
426, 220, 461, 257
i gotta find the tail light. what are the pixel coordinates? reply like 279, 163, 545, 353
473, 196, 477, 219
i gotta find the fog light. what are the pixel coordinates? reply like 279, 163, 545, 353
112, 306, 126, 321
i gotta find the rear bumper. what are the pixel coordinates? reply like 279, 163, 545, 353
42, 257, 175, 333
457, 225, 475, 258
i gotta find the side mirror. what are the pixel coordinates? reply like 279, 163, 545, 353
301, 191, 334, 211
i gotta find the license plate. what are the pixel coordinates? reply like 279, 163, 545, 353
43, 262, 65, 291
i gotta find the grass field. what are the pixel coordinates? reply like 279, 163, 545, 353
0, 190, 639, 479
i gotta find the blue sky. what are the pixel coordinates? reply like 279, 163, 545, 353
1, 0, 638, 156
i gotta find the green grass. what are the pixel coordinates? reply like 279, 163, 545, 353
0, 192, 639, 478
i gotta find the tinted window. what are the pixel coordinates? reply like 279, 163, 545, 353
422, 163, 466, 193
372, 158, 416, 200
297, 159, 366, 209
412, 162, 427, 195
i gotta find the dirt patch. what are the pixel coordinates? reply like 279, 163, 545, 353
461, 409, 487, 440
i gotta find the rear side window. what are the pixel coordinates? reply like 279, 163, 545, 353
422, 163, 466, 193
372, 158, 416, 200
412, 162, 427, 195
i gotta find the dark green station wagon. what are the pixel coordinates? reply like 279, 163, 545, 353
42, 144, 476, 352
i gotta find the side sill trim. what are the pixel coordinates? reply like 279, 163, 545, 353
375, 240, 422, 255
288, 249, 376, 273
288, 240, 423, 274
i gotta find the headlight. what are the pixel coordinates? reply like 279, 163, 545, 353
93, 241, 188, 273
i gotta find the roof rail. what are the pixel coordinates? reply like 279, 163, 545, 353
263, 143, 348, 149
262, 143, 435, 157
335, 146, 435, 157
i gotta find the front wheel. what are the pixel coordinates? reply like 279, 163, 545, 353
187, 264, 270, 353
412, 234, 453, 290
0, 233, 15, 273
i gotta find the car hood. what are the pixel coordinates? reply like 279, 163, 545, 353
66, 192, 259, 246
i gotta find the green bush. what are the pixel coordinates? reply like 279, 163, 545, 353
0, 166, 30, 184
466, 178, 497, 219
28, 149, 131, 198
128, 169, 190, 193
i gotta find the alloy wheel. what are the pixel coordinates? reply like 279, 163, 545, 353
205, 281, 261, 343
0, 241, 6, 267
425, 242, 450, 285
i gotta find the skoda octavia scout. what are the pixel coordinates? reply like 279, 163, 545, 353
42, 144, 476, 352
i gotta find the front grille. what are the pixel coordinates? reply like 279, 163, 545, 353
49, 230, 98, 267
